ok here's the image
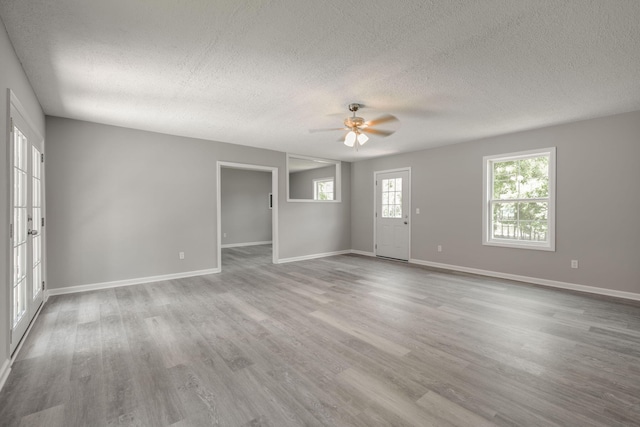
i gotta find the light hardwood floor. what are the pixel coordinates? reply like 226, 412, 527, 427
1, 245, 640, 426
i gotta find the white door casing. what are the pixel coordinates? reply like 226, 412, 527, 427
9, 92, 45, 355
216, 161, 279, 271
375, 168, 410, 260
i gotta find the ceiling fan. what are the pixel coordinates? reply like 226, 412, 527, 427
310, 103, 399, 149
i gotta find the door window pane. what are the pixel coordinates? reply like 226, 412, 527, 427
381, 178, 402, 218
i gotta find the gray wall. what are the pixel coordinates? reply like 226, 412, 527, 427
221, 168, 272, 245
0, 18, 45, 366
45, 117, 351, 289
289, 165, 336, 200
352, 110, 640, 294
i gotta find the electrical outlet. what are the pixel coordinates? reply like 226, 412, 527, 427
437, 245, 442, 252
571, 260, 578, 269
179, 251, 185, 260
416, 208, 420, 214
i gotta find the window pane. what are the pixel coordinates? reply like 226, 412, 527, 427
382, 206, 389, 217
493, 220, 518, 240
394, 192, 402, 205
494, 177, 517, 199
493, 157, 549, 200
394, 205, 402, 218
395, 178, 402, 191
492, 202, 516, 221
325, 181, 333, 193
517, 156, 549, 198
518, 202, 548, 221
382, 192, 389, 205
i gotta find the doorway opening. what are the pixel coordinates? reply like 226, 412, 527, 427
216, 162, 278, 272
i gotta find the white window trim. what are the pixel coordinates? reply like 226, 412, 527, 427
313, 177, 334, 200
482, 147, 556, 251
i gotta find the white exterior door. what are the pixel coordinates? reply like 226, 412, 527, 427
10, 99, 45, 355
375, 169, 410, 260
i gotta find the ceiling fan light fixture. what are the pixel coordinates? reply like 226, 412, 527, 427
357, 132, 369, 145
344, 130, 356, 147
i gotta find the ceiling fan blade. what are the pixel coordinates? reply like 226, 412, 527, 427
362, 128, 395, 137
309, 127, 346, 133
365, 114, 398, 127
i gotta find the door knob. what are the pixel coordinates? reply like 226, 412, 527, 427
404, 221, 408, 225
28, 229, 38, 236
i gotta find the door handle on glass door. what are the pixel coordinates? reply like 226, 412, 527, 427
28, 229, 38, 236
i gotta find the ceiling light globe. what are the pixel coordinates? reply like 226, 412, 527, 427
344, 131, 356, 147
357, 133, 369, 145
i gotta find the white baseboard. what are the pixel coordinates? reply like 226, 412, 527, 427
278, 250, 351, 264
408, 258, 640, 302
46, 268, 220, 297
0, 358, 10, 393
221, 241, 272, 248
350, 250, 375, 257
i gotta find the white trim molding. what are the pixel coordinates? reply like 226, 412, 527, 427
46, 268, 220, 297
221, 241, 272, 249
278, 250, 351, 264
217, 161, 279, 272
0, 359, 10, 393
408, 258, 640, 302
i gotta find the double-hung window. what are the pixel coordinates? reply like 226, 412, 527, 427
483, 148, 556, 251
313, 178, 334, 200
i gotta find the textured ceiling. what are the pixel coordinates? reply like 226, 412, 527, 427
2, 1, 640, 161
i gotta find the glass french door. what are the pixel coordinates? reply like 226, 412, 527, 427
10, 100, 44, 355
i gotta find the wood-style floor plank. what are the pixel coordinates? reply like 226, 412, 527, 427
1, 244, 639, 426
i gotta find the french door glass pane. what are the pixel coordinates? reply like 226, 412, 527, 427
14, 207, 27, 244
13, 243, 27, 326
14, 282, 26, 326
14, 169, 26, 206
13, 243, 26, 285
33, 178, 41, 206
32, 146, 41, 178
33, 262, 41, 299
33, 235, 41, 265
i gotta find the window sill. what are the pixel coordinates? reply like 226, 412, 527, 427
483, 240, 555, 251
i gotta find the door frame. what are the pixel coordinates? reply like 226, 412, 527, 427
7, 89, 46, 356
216, 161, 279, 271
373, 167, 411, 259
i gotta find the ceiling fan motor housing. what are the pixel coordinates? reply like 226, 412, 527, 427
344, 116, 365, 128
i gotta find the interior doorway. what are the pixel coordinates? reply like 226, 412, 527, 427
374, 168, 411, 261
216, 162, 278, 272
